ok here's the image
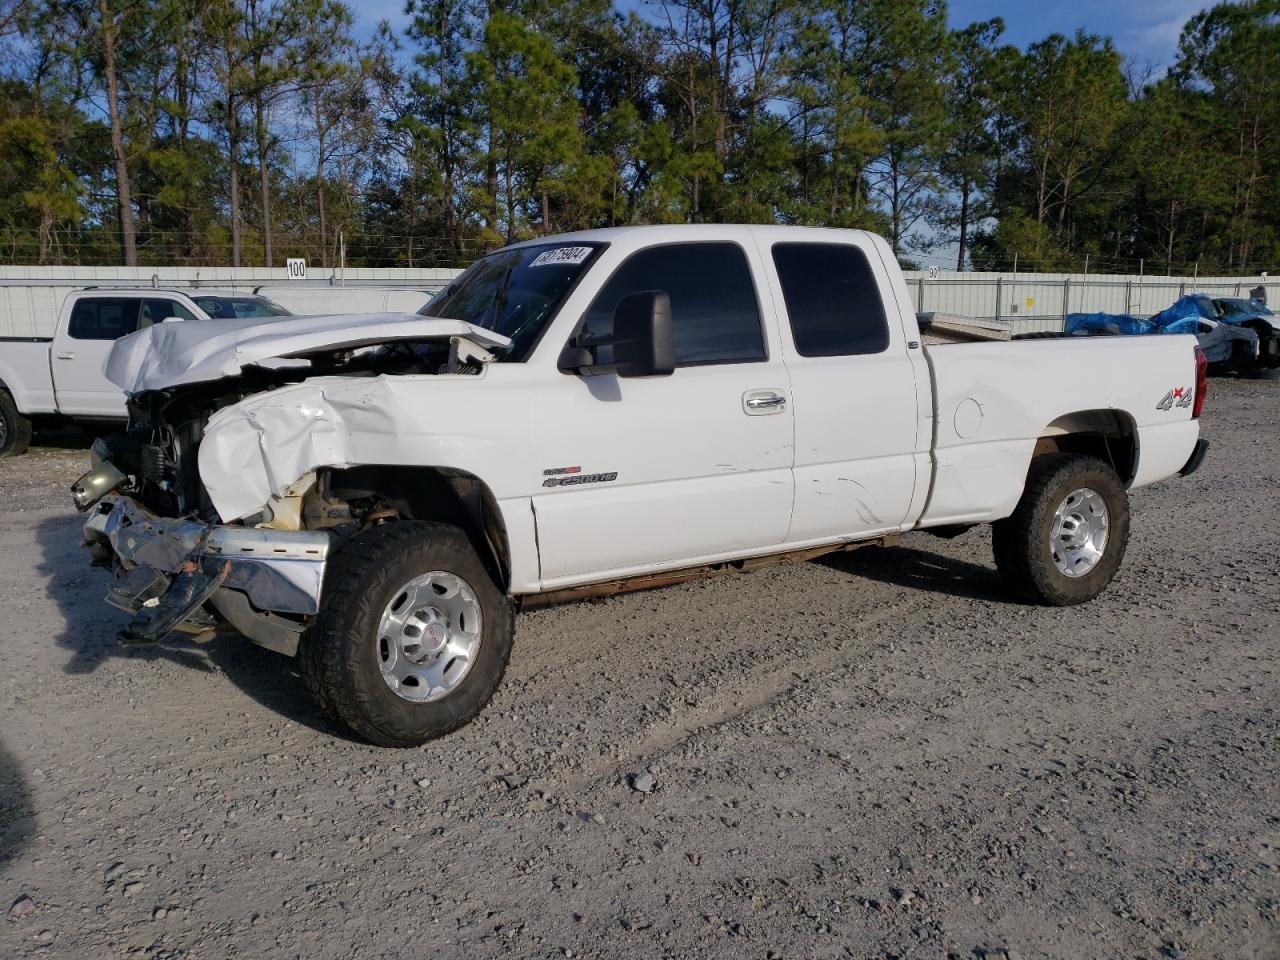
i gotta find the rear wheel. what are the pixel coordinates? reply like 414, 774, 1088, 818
992, 453, 1130, 606
0, 390, 32, 459
299, 520, 514, 747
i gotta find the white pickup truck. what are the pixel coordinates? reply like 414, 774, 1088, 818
0, 288, 290, 456
73, 225, 1209, 747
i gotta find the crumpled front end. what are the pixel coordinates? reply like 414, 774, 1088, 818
73, 322, 512, 652
80, 494, 330, 655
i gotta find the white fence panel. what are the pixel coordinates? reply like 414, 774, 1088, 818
904, 270, 1276, 335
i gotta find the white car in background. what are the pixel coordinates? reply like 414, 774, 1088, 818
0, 288, 290, 456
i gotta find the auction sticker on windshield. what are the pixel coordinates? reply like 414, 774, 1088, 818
529, 246, 593, 267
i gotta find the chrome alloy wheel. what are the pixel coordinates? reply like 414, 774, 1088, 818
1050, 487, 1109, 578
377, 571, 483, 702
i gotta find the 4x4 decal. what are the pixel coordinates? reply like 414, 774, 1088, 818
1156, 387, 1193, 411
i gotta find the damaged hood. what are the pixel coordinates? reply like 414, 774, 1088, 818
105, 312, 512, 394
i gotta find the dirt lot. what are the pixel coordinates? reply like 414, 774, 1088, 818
1, 379, 1277, 960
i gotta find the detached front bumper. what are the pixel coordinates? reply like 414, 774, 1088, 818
81, 495, 331, 655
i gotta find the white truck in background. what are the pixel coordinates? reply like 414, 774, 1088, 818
0, 288, 290, 456
73, 225, 1209, 748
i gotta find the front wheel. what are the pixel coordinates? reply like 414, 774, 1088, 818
992, 453, 1130, 606
0, 390, 32, 459
299, 520, 514, 747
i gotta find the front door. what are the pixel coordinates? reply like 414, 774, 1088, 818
53, 296, 194, 418
52, 297, 143, 417
532, 240, 795, 585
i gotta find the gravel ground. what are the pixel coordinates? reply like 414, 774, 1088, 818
1, 379, 1277, 960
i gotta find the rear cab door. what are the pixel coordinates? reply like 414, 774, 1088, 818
750, 227, 932, 544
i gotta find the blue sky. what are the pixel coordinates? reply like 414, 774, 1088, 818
948, 0, 1205, 68
353, 0, 1208, 70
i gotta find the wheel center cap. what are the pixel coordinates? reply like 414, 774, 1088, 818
420, 620, 447, 654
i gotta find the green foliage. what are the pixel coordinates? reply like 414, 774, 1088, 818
0, 0, 1275, 272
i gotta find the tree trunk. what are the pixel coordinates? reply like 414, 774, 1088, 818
1035, 155, 1051, 225
956, 181, 970, 271
486, 143, 499, 233
175, 24, 197, 261
99, 0, 137, 266
229, 110, 241, 267
37, 206, 52, 265
437, 4, 457, 254
256, 91, 272, 266
317, 120, 328, 269
226, 33, 241, 269
503, 148, 514, 241
249, 0, 271, 267
1239, 113, 1260, 269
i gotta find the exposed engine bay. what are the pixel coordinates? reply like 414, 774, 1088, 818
82, 336, 489, 525
73, 333, 502, 654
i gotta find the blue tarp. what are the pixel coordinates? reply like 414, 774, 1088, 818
1148, 295, 1215, 334
1064, 310, 1199, 337
1215, 298, 1274, 326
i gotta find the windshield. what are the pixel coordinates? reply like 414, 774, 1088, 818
419, 242, 605, 360
195, 295, 292, 319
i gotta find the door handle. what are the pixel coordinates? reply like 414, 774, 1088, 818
55, 352, 76, 360
743, 390, 787, 415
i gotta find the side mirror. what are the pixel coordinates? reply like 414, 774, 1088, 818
560, 290, 675, 377
611, 290, 674, 377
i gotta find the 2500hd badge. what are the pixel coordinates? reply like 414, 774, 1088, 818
542, 467, 619, 488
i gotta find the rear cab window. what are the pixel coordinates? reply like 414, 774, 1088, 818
771, 243, 890, 356
578, 242, 766, 366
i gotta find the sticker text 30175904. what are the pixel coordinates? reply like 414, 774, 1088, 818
529, 246, 593, 268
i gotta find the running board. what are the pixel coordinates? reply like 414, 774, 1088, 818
521, 534, 899, 609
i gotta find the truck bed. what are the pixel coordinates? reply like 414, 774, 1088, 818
919, 334, 1202, 527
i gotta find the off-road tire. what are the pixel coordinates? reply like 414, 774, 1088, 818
299, 520, 514, 747
0, 390, 32, 459
992, 453, 1130, 606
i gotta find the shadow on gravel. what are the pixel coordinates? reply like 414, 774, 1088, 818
199, 643, 363, 743
36, 515, 212, 677
0, 738, 34, 872
34, 514, 353, 741
820, 542, 1018, 604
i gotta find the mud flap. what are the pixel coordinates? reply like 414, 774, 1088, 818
1179, 439, 1209, 477
118, 558, 231, 645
